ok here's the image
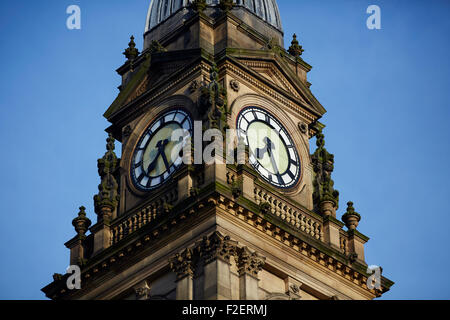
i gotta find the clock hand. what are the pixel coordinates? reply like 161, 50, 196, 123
256, 137, 280, 175
159, 144, 171, 172
146, 139, 170, 175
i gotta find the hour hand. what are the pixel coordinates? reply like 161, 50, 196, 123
147, 139, 170, 175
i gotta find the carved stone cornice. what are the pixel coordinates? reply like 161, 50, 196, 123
223, 61, 317, 123
236, 246, 266, 277
169, 248, 196, 280
197, 231, 237, 265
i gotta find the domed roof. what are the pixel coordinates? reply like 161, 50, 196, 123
145, 0, 282, 32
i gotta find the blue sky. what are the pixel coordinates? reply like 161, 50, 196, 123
0, 0, 449, 300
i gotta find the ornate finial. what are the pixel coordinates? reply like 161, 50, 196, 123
94, 134, 120, 223
219, 0, 235, 12
342, 202, 361, 230
72, 206, 92, 239
312, 129, 339, 217
123, 36, 140, 61
190, 0, 207, 12
288, 34, 304, 58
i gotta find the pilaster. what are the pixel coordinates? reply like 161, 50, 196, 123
236, 247, 266, 300
198, 232, 237, 300
169, 248, 196, 300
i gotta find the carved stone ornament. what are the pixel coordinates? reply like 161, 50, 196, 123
342, 201, 361, 230
311, 129, 339, 215
93, 133, 121, 223
72, 206, 92, 239
236, 247, 266, 277
230, 79, 240, 92
134, 281, 151, 300
189, 80, 200, 93
169, 248, 196, 280
123, 125, 132, 138
197, 231, 237, 265
298, 121, 308, 135
123, 36, 139, 61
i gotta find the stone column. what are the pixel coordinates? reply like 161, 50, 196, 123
169, 248, 196, 300
198, 232, 237, 300
236, 247, 266, 300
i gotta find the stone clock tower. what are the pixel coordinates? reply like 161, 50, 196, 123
43, 0, 393, 300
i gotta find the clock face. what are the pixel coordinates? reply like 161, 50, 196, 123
131, 109, 192, 191
237, 107, 301, 189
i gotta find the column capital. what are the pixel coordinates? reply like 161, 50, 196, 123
169, 248, 196, 281
197, 231, 237, 265
236, 247, 266, 277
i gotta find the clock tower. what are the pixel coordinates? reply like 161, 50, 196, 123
43, 0, 393, 300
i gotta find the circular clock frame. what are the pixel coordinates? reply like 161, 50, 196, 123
236, 106, 301, 189
130, 109, 193, 192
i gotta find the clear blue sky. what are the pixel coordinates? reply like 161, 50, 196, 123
0, 0, 449, 300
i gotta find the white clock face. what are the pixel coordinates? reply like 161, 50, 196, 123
131, 109, 192, 191
237, 107, 301, 189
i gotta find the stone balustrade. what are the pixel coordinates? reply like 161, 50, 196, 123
253, 185, 324, 242
110, 187, 178, 245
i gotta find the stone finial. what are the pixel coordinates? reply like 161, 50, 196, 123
288, 34, 304, 58
236, 247, 266, 277
169, 248, 196, 280
190, 0, 207, 12
219, 0, 235, 12
94, 133, 120, 223
72, 206, 92, 238
311, 129, 339, 217
123, 36, 140, 61
197, 232, 237, 264
342, 202, 361, 230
